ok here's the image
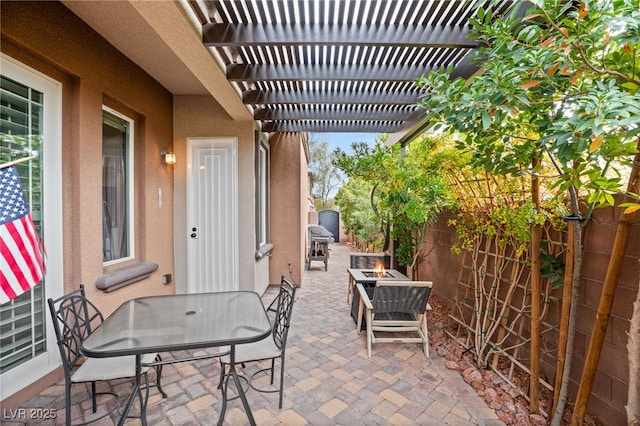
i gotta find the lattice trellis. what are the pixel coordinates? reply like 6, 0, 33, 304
448, 224, 565, 401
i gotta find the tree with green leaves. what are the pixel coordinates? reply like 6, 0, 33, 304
417, 0, 639, 423
334, 178, 383, 251
334, 136, 456, 277
308, 135, 343, 210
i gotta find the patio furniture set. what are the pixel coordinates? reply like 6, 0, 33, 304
47, 253, 432, 426
48, 276, 297, 426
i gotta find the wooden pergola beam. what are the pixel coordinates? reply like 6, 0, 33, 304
242, 89, 423, 105
203, 23, 477, 48
262, 120, 401, 133
254, 106, 417, 121
227, 63, 445, 82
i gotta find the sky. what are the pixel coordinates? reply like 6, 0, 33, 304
309, 132, 379, 154
309, 132, 380, 198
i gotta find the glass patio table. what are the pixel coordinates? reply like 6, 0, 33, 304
81, 291, 272, 426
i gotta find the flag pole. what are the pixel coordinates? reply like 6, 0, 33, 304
0, 156, 37, 169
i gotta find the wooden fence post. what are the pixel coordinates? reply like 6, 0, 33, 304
570, 146, 640, 425
530, 156, 542, 413
552, 224, 574, 416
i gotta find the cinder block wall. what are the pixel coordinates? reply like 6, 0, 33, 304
421, 208, 639, 425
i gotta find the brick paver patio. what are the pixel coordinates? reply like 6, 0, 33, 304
7, 242, 504, 425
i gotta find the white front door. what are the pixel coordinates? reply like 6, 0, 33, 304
186, 137, 238, 293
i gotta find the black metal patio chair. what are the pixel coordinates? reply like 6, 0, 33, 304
218, 275, 298, 409
47, 284, 166, 425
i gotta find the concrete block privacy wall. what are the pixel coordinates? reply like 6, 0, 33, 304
420, 208, 639, 425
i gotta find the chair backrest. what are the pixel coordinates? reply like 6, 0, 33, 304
267, 275, 298, 351
47, 284, 104, 373
350, 253, 391, 269
372, 281, 432, 315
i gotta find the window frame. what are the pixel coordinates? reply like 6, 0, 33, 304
101, 106, 135, 265
0, 53, 64, 399
254, 132, 272, 257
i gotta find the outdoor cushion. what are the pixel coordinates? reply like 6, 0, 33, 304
72, 352, 157, 382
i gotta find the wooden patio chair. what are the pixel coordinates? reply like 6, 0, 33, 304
356, 280, 433, 358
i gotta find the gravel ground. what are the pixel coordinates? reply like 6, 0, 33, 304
427, 295, 603, 426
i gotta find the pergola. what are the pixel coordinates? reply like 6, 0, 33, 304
189, 0, 515, 142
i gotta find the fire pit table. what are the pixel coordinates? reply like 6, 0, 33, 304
347, 268, 410, 328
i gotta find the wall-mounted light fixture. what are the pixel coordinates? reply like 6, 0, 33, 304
161, 150, 176, 165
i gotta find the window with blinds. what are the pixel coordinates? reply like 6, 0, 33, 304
0, 75, 47, 374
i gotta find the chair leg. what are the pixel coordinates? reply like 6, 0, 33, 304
278, 356, 285, 409
68, 378, 121, 425
366, 310, 373, 358
91, 381, 97, 413
154, 355, 168, 398
356, 299, 364, 333
270, 359, 275, 385
422, 315, 430, 358
218, 360, 225, 389
65, 378, 72, 426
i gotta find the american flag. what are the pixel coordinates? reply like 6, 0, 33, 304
0, 165, 45, 305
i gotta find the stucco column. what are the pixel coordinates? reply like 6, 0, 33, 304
269, 132, 309, 285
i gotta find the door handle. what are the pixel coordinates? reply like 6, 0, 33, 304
190, 227, 198, 239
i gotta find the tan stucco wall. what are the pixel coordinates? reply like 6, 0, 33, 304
309, 211, 319, 225
269, 133, 309, 285
0, 0, 180, 407
1, 1, 175, 316
172, 95, 267, 293
0, 0, 307, 407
